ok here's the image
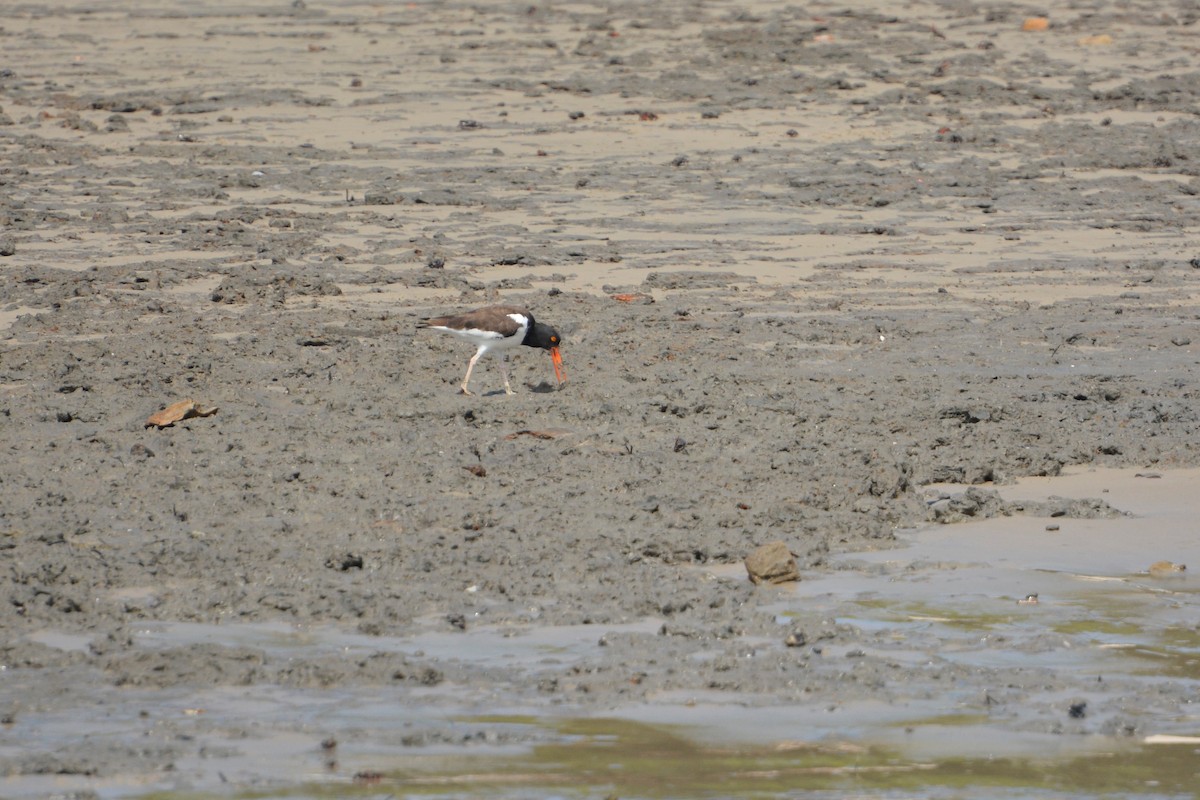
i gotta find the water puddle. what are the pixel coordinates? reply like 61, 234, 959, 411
814, 467, 1200, 682
131, 617, 663, 672
7, 468, 1200, 799
108, 715, 1200, 799
356, 716, 1200, 799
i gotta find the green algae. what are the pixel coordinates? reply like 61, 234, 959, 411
134, 717, 1200, 800
849, 598, 1017, 630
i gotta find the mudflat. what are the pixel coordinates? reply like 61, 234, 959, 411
1, 1, 1199, 797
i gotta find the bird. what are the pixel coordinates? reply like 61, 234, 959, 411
417, 305, 565, 395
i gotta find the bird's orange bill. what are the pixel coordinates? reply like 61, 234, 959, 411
550, 346, 566, 385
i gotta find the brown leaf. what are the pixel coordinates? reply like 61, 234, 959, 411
463, 464, 487, 478
145, 399, 218, 428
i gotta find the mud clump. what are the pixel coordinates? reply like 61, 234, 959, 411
744, 541, 801, 585
928, 488, 1127, 524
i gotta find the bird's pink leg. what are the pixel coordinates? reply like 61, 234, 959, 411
499, 356, 515, 395
460, 348, 484, 395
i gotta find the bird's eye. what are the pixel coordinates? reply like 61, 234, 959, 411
551, 336, 558, 343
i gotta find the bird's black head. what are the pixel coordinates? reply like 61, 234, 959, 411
524, 321, 562, 351
525, 318, 566, 385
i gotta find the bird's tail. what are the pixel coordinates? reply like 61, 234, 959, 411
417, 314, 453, 330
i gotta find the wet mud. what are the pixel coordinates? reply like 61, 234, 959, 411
1, 0, 1199, 796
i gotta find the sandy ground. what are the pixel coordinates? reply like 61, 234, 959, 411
2, 0, 1200, 797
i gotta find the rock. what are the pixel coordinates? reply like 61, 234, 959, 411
1147, 561, 1186, 577
326, 553, 363, 571
744, 540, 799, 585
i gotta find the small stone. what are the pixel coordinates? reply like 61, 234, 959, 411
0, 237, 15, 257
326, 553, 363, 571
744, 540, 800, 585
104, 114, 130, 133
129, 443, 155, 459
784, 631, 807, 647
1148, 561, 1186, 577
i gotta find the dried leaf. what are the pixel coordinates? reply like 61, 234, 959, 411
1021, 17, 1049, 31
146, 399, 219, 428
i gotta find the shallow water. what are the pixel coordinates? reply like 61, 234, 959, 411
130, 617, 669, 679
7, 468, 1200, 799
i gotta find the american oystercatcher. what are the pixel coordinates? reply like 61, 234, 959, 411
418, 305, 565, 395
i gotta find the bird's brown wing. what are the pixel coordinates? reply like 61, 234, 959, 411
420, 305, 531, 337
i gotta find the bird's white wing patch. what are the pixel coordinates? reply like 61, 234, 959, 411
499, 313, 531, 343
432, 326, 507, 341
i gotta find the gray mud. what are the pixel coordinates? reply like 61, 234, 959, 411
1, 0, 1199, 797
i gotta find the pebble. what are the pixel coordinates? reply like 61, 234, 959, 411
744, 540, 800, 585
